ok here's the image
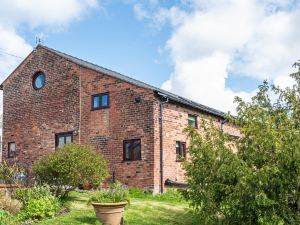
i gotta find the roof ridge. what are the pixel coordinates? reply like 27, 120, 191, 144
8, 44, 227, 118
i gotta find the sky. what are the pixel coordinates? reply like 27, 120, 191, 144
0, 0, 300, 114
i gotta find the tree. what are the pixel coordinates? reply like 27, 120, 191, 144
183, 63, 300, 224
33, 144, 109, 197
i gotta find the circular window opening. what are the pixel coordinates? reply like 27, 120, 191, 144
33, 72, 45, 90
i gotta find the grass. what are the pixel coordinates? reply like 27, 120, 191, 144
37, 189, 199, 225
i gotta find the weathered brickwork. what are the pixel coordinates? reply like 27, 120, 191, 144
79, 67, 156, 189
2, 47, 80, 168
155, 102, 240, 189
1, 45, 239, 192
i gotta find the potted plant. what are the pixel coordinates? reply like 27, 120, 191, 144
89, 182, 129, 225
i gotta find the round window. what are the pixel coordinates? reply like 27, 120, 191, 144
33, 72, 45, 90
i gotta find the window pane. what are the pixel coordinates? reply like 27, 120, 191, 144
8, 142, 16, 158
188, 115, 196, 127
176, 142, 180, 155
66, 135, 72, 144
36, 74, 44, 88
125, 142, 131, 160
133, 140, 141, 160
101, 94, 108, 107
182, 143, 186, 158
9, 143, 16, 152
34, 72, 45, 89
93, 96, 100, 109
58, 137, 65, 147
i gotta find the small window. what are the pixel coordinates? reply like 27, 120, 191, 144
176, 141, 186, 161
33, 72, 46, 90
8, 142, 16, 158
55, 132, 73, 148
123, 139, 141, 161
92, 92, 109, 110
188, 114, 197, 128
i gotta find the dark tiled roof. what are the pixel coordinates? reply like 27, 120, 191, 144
2, 45, 227, 118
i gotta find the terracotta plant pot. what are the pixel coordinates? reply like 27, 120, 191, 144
91, 202, 128, 225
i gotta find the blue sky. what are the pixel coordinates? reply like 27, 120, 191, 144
0, 0, 299, 113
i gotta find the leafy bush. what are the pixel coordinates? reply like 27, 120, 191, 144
89, 182, 129, 204
183, 64, 300, 224
21, 196, 60, 220
14, 185, 60, 221
33, 144, 109, 197
0, 192, 22, 214
14, 185, 54, 206
0, 210, 18, 225
0, 209, 9, 220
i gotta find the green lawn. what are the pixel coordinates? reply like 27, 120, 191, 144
37, 191, 199, 225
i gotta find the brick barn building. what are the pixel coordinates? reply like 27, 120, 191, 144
0, 45, 239, 193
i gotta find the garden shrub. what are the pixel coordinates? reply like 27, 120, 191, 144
0, 209, 10, 222
21, 196, 60, 220
33, 144, 109, 197
14, 185, 54, 206
0, 209, 17, 225
0, 192, 22, 214
14, 185, 61, 221
182, 64, 300, 224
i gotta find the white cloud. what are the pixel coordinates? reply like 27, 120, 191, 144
0, 0, 99, 116
0, 27, 32, 77
134, 0, 300, 113
0, 0, 98, 29
0, 0, 99, 80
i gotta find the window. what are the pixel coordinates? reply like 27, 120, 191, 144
33, 72, 46, 90
55, 132, 73, 148
8, 142, 16, 158
188, 114, 197, 128
92, 92, 109, 110
176, 141, 186, 161
123, 139, 141, 161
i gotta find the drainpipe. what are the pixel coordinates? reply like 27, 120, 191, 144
159, 95, 169, 193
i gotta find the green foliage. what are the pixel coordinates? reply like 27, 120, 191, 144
14, 185, 60, 221
0, 209, 9, 220
183, 64, 300, 224
14, 185, 54, 206
36, 191, 197, 225
128, 188, 153, 198
20, 196, 60, 220
33, 144, 109, 197
89, 182, 129, 204
0, 210, 19, 225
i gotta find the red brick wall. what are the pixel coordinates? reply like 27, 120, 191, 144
154, 102, 240, 192
2, 46, 158, 190
1, 46, 240, 192
79, 68, 157, 190
2, 46, 80, 167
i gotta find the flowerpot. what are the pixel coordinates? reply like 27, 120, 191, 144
91, 202, 128, 225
